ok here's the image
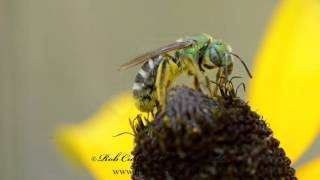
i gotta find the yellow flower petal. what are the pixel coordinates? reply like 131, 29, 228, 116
249, 0, 320, 162
56, 93, 141, 180
297, 158, 320, 179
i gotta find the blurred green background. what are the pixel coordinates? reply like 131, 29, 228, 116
2, 0, 317, 179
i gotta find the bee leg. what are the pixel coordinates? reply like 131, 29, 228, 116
213, 68, 224, 96
223, 65, 230, 84
192, 65, 206, 93
156, 56, 180, 111
193, 75, 202, 92
204, 75, 214, 97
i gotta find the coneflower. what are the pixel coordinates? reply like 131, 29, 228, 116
132, 86, 296, 180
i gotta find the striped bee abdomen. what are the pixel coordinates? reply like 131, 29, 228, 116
132, 56, 163, 112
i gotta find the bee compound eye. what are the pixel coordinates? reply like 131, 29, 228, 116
210, 48, 221, 66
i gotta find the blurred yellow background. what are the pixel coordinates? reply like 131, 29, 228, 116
1, 0, 319, 179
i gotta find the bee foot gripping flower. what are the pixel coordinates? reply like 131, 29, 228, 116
131, 86, 297, 180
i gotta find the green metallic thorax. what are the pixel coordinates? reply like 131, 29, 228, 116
177, 33, 212, 73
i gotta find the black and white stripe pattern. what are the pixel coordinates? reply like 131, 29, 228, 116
132, 56, 162, 92
132, 55, 163, 112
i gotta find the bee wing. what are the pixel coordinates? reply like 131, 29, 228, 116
118, 40, 194, 71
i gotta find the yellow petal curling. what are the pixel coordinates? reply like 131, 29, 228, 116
249, 0, 320, 162
56, 93, 140, 180
297, 158, 320, 179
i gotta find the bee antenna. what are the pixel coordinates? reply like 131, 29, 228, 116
230, 53, 253, 78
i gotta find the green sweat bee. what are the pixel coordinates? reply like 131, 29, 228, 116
119, 33, 252, 112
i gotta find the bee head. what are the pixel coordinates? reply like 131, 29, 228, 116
210, 41, 233, 66
201, 40, 252, 79
201, 41, 233, 70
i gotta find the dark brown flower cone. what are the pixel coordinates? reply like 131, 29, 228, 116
131, 86, 297, 180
